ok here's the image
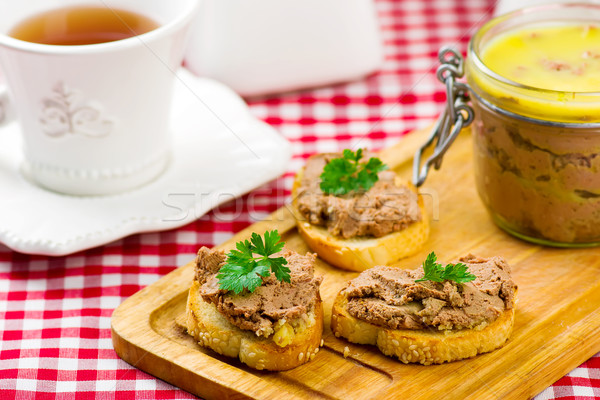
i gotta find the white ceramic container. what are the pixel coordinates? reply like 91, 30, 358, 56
185, 0, 384, 96
0, 0, 199, 195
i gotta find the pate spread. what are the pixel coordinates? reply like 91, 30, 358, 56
472, 103, 600, 243
342, 254, 516, 330
193, 247, 323, 337
295, 153, 422, 239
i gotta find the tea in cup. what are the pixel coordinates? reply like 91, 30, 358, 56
0, 0, 200, 195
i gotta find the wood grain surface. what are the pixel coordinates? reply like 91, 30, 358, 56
112, 128, 600, 400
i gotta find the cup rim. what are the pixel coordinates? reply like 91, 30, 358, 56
0, 0, 200, 54
468, 2, 600, 97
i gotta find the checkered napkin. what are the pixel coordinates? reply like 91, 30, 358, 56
1, 0, 598, 398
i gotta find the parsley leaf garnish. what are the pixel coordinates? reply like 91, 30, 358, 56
217, 230, 290, 294
414, 252, 476, 284
319, 149, 388, 196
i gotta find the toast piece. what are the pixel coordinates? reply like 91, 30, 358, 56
331, 255, 517, 364
331, 289, 515, 365
186, 243, 324, 371
187, 280, 324, 371
292, 166, 429, 271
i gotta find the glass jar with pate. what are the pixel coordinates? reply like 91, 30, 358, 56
414, 3, 600, 247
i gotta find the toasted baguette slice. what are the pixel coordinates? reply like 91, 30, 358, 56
331, 290, 515, 365
291, 169, 429, 272
186, 280, 324, 371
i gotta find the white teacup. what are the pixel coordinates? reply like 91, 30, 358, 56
0, 0, 199, 195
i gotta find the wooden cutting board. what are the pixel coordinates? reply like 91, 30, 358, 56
111, 127, 600, 400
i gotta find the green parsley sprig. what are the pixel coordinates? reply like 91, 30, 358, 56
319, 149, 388, 196
415, 252, 476, 284
217, 230, 290, 294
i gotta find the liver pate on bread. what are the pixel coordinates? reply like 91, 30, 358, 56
331, 255, 517, 364
295, 153, 422, 239
186, 246, 324, 371
292, 152, 430, 271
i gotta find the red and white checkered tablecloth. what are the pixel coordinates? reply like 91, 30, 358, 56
1, 0, 599, 399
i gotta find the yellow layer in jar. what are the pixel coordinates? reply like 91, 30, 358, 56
482, 24, 600, 92
469, 24, 600, 122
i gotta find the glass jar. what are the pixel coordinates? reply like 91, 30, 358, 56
405, 3, 600, 247
465, 3, 600, 247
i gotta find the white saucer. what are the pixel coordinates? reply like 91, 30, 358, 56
0, 69, 291, 256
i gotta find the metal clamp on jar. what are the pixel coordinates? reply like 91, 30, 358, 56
413, 3, 600, 247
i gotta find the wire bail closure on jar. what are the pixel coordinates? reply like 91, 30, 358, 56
412, 47, 474, 187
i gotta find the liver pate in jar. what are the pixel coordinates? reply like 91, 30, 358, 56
465, 3, 600, 246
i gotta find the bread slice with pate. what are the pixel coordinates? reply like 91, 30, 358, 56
186, 243, 324, 371
291, 152, 429, 272
331, 254, 517, 364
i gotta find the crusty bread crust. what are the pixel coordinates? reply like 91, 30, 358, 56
186, 280, 324, 371
331, 290, 516, 365
291, 169, 430, 272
